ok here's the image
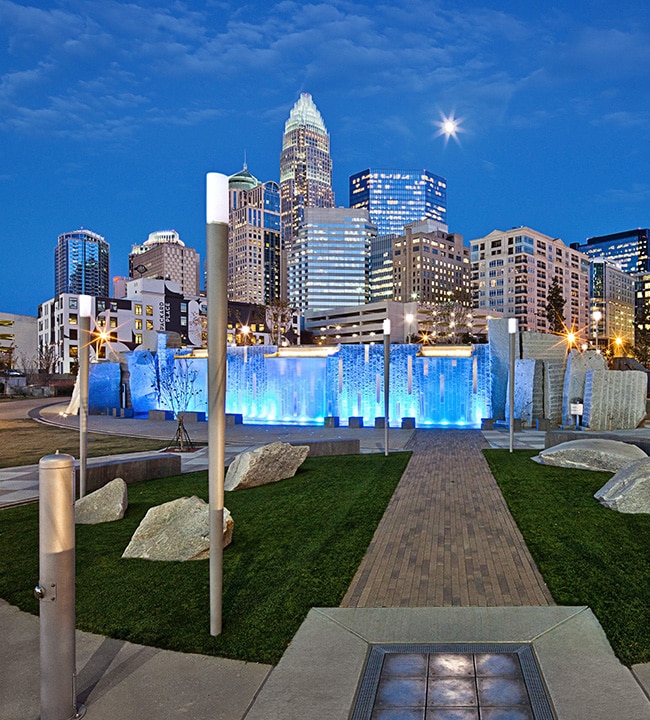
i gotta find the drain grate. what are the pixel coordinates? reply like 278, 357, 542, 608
351, 644, 555, 720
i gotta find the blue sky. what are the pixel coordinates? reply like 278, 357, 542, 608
2, 0, 650, 316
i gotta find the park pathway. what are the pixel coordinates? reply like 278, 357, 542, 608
341, 429, 554, 608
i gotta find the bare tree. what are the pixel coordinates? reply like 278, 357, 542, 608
418, 303, 474, 344
265, 300, 293, 346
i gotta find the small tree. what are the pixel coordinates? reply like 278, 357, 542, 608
634, 303, 650, 367
418, 302, 473, 344
545, 276, 566, 333
265, 300, 293, 346
149, 352, 204, 451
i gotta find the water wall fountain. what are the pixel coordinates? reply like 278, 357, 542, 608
114, 343, 492, 428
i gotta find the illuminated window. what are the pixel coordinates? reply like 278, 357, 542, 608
135, 319, 142, 330
69, 345, 78, 358
146, 320, 154, 330
69, 314, 78, 325
110, 317, 117, 328
135, 333, 143, 344
146, 306, 153, 316
134, 304, 142, 315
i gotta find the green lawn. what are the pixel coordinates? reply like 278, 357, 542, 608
0, 419, 169, 468
484, 449, 650, 667
0, 452, 410, 665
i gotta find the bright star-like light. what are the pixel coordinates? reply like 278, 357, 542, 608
435, 112, 464, 145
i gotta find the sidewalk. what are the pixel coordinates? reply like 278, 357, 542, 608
2, 402, 650, 718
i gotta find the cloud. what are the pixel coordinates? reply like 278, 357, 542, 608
597, 184, 650, 206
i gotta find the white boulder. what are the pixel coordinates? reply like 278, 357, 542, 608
75, 478, 128, 524
122, 496, 233, 561
595, 458, 650, 513
531, 439, 646, 472
225, 441, 310, 491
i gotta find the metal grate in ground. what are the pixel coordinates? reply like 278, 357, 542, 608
351, 644, 555, 720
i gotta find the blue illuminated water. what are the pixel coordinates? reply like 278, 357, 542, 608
118, 343, 491, 428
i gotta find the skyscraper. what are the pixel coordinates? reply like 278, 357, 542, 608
288, 208, 375, 313
570, 228, 650, 274
349, 168, 447, 236
228, 165, 282, 305
55, 228, 109, 297
279, 93, 335, 288
129, 230, 201, 296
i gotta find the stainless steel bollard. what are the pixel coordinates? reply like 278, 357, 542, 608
35, 453, 85, 720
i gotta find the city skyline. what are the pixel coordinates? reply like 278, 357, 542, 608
2, 0, 650, 316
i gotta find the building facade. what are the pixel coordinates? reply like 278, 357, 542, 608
288, 207, 375, 313
55, 228, 110, 297
393, 221, 471, 306
228, 166, 281, 305
590, 259, 635, 348
471, 227, 590, 334
128, 230, 201, 296
279, 93, 335, 286
570, 228, 650, 274
349, 168, 447, 236
0, 311, 37, 371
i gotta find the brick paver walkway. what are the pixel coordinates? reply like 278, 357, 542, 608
341, 429, 554, 608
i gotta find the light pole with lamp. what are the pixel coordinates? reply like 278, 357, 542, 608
78, 294, 92, 498
405, 313, 414, 344
383, 318, 391, 457
206, 172, 229, 637
508, 317, 517, 453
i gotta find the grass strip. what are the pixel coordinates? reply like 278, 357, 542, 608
0, 419, 168, 468
484, 449, 650, 667
0, 452, 410, 665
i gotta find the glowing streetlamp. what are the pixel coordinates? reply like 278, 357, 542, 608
206, 172, 229, 637
405, 313, 414, 343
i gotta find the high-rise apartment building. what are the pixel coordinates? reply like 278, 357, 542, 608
128, 230, 201, 296
55, 228, 109, 297
393, 220, 470, 305
228, 166, 281, 305
288, 208, 375, 313
279, 94, 335, 280
471, 227, 590, 333
349, 168, 447, 236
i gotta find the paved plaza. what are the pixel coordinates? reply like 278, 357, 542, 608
1, 400, 650, 718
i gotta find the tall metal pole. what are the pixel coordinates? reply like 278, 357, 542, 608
35, 453, 85, 720
508, 317, 517, 453
383, 318, 391, 457
78, 295, 92, 499
206, 172, 229, 636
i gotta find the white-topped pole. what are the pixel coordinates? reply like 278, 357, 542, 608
383, 318, 391, 456
206, 172, 229, 636
508, 317, 518, 453
78, 294, 92, 498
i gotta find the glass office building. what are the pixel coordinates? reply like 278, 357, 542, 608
349, 168, 447, 237
54, 228, 110, 297
288, 208, 375, 313
570, 229, 650, 274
